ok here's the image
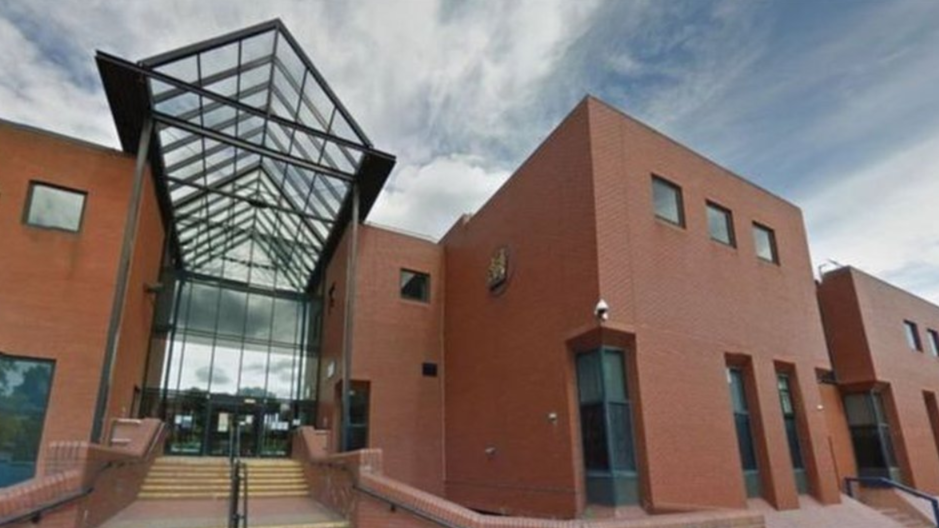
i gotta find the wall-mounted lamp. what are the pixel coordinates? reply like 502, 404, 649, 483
547, 412, 558, 424
144, 282, 164, 295
484, 446, 497, 457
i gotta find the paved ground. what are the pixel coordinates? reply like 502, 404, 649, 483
100, 497, 344, 528
756, 495, 906, 528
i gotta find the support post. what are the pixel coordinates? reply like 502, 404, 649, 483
340, 183, 360, 452
91, 118, 154, 442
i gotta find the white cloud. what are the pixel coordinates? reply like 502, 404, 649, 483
369, 154, 509, 239
803, 131, 939, 304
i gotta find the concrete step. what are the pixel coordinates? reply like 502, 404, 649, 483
876, 508, 931, 528
137, 490, 311, 500
144, 476, 307, 485
140, 484, 308, 492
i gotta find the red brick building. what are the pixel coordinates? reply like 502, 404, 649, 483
1, 18, 937, 528
819, 265, 939, 494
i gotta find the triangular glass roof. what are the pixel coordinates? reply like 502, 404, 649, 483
97, 20, 395, 293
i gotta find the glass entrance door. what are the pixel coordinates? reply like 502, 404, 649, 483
207, 402, 260, 457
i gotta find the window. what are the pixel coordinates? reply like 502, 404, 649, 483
928, 329, 939, 357
777, 373, 808, 493
576, 348, 640, 505
400, 269, 430, 302
0, 353, 55, 487
344, 382, 370, 451
706, 202, 736, 247
24, 182, 86, 232
904, 321, 922, 351
728, 366, 762, 498
844, 392, 899, 477
651, 176, 684, 227
752, 223, 779, 264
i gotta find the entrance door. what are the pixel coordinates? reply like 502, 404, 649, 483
206, 402, 260, 457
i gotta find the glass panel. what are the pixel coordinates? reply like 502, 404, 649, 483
238, 342, 270, 397
400, 270, 429, 302
707, 203, 735, 246
851, 425, 887, 469
929, 330, 939, 356
0, 355, 54, 486
576, 353, 602, 404
246, 294, 274, 342
652, 176, 683, 226
199, 41, 239, 80
845, 393, 876, 426
26, 184, 86, 232
728, 368, 748, 413
177, 341, 213, 392
608, 402, 636, 471
785, 417, 804, 469
272, 298, 300, 344
602, 351, 627, 402
217, 289, 248, 337
241, 31, 275, 64
580, 403, 609, 471
735, 413, 759, 471
752, 224, 778, 263
905, 321, 922, 350
267, 347, 298, 399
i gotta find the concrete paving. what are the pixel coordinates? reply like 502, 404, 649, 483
756, 495, 907, 528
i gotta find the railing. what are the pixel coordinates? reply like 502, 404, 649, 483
845, 476, 939, 528
227, 420, 248, 528
0, 421, 165, 527
228, 461, 248, 528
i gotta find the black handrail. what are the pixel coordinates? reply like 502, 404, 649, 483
0, 423, 166, 527
845, 476, 939, 527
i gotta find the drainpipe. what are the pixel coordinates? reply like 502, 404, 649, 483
91, 117, 154, 443
340, 183, 360, 451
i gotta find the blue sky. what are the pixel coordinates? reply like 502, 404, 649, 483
1, 0, 937, 302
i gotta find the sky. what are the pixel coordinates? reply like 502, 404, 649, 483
1, 0, 938, 303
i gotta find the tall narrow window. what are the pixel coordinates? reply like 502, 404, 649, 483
752, 223, 779, 264
728, 367, 762, 498
904, 321, 922, 351
923, 392, 939, 463
928, 329, 939, 357
707, 201, 736, 247
400, 269, 430, 302
777, 373, 807, 494
24, 182, 87, 232
344, 382, 370, 451
576, 348, 639, 505
651, 175, 684, 227
0, 353, 55, 487
844, 392, 900, 481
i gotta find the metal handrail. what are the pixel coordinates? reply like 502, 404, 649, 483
845, 476, 939, 527
0, 423, 166, 527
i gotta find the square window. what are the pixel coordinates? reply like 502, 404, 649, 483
24, 182, 86, 232
651, 176, 684, 227
752, 223, 779, 264
707, 201, 736, 247
905, 321, 923, 351
400, 269, 430, 302
928, 329, 939, 357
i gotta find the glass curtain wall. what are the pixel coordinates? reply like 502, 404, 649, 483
141, 273, 320, 457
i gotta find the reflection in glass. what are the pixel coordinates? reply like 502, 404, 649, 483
26, 183, 86, 232
0, 355, 54, 486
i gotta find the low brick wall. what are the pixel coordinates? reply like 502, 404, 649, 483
292, 427, 765, 528
0, 418, 164, 528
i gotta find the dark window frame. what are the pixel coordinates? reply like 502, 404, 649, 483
22, 180, 88, 233
576, 347, 638, 475
776, 373, 805, 471
0, 351, 56, 487
651, 175, 685, 228
752, 222, 779, 264
927, 329, 939, 357
706, 201, 736, 247
904, 320, 923, 351
399, 268, 430, 303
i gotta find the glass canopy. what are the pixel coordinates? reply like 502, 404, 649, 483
98, 20, 395, 292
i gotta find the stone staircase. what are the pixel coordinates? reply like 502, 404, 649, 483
138, 457, 309, 500
873, 507, 932, 528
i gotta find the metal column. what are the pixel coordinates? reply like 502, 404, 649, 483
339, 183, 359, 452
91, 117, 155, 442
